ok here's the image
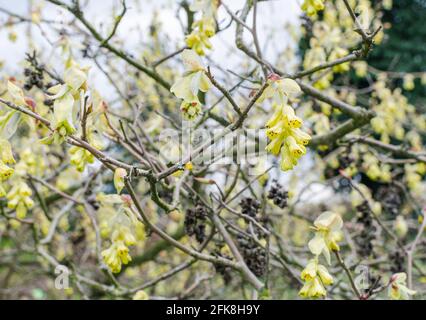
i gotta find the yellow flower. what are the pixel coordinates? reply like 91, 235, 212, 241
115, 240, 132, 264
133, 290, 149, 300
69, 146, 94, 172
180, 100, 202, 120
99, 201, 143, 274
388, 273, 416, 300
6, 181, 34, 219
7, 81, 27, 106
181, 48, 205, 72
281, 104, 303, 129
53, 93, 76, 137
101, 244, 123, 273
301, 258, 334, 285
264, 102, 310, 172
353, 61, 368, 78
286, 136, 306, 158
308, 211, 343, 264
44, 61, 89, 144
301, 259, 318, 281
102, 239, 133, 273
184, 161, 194, 171
63, 63, 89, 92
112, 225, 136, 247
186, 1, 218, 55
329, 47, 350, 73
258, 75, 301, 106
292, 128, 311, 146
394, 215, 408, 239
0, 139, 15, 164
301, 0, 325, 17
260, 76, 310, 172
0, 160, 14, 181
280, 144, 298, 171
299, 277, 327, 299
170, 50, 211, 102
186, 18, 216, 55
403, 74, 415, 91
113, 168, 127, 194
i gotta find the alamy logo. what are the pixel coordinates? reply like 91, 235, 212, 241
54, 265, 70, 290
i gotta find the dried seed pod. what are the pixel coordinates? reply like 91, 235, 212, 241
267, 179, 289, 209
184, 202, 207, 244
236, 235, 267, 277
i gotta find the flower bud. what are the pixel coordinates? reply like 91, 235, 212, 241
114, 168, 127, 194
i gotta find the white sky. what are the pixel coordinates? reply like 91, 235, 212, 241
0, 0, 302, 74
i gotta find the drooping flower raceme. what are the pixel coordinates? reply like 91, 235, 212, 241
299, 258, 334, 298
0, 139, 15, 165
388, 273, 416, 300
308, 211, 343, 265
261, 75, 311, 171
170, 49, 212, 120
185, 0, 219, 55
0, 139, 16, 196
98, 193, 146, 273
300, 211, 342, 299
0, 160, 14, 182
69, 146, 94, 172
6, 180, 34, 219
42, 61, 89, 144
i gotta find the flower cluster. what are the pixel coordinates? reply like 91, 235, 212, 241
371, 79, 424, 147
113, 168, 127, 194
170, 49, 211, 120
299, 211, 343, 298
185, 0, 219, 55
98, 193, 145, 273
308, 211, 343, 264
301, 1, 381, 89
388, 273, 416, 300
69, 146, 94, 172
301, 0, 325, 17
6, 181, 34, 219
361, 153, 391, 183
0, 139, 15, 195
299, 258, 334, 298
0, 81, 31, 195
261, 74, 311, 171
404, 163, 425, 194
41, 61, 89, 144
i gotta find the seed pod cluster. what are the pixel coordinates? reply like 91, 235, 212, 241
240, 197, 270, 238
240, 197, 260, 218
184, 203, 207, 243
267, 179, 289, 208
23, 67, 44, 91
236, 235, 267, 277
